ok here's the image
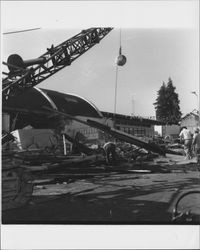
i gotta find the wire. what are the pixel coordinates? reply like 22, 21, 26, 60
3, 27, 41, 35
113, 28, 122, 118
119, 28, 122, 48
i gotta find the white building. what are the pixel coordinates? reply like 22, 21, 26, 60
180, 109, 199, 133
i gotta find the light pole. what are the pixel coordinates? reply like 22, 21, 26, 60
131, 94, 135, 116
191, 91, 200, 127
114, 64, 119, 115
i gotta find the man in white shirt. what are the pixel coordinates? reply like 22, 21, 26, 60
179, 126, 193, 159
192, 128, 200, 163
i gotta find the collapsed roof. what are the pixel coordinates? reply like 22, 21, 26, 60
3, 87, 103, 129
3, 87, 163, 130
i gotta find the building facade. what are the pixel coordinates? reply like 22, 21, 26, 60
180, 109, 199, 133
68, 111, 163, 144
161, 124, 180, 139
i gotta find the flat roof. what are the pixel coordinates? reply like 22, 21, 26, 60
101, 111, 164, 126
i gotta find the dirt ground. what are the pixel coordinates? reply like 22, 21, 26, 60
2, 154, 200, 224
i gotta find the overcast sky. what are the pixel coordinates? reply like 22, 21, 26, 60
1, 1, 199, 118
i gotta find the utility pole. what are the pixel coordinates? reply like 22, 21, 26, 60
131, 95, 135, 116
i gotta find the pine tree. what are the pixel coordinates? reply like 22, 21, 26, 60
154, 78, 182, 124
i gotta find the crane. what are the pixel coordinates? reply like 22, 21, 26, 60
2, 27, 113, 211
2, 28, 113, 104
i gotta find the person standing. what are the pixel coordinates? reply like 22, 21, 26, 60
192, 128, 200, 163
103, 141, 116, 165
179, 126, 193, 160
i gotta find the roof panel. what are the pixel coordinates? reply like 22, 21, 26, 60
4, 87, 102, 118
40, 89, 102, 118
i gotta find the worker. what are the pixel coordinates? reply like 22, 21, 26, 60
103, 141, 116, 165
179, 126, 193, 160
192, 128, 200, 163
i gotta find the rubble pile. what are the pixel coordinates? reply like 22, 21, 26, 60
116, 142, 159, 162
2, 132, 175, 175
165, 143, 185, 155
3, 129, 191, 191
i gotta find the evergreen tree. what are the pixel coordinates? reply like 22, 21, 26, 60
154, 78, 182, 124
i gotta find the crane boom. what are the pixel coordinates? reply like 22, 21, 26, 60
2, 28, 113, 104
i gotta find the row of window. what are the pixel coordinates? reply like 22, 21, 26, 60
78, 127, 97, 135
117, 126, 152, 136
116, 120, 151, 127
77, 126, 153, 137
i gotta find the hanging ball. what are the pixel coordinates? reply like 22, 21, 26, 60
7, 54, 25, 72
116, 54, 126, 66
